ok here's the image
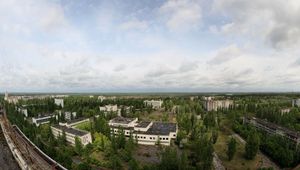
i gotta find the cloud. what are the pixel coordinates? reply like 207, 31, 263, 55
207, 44, 241, 65
120, 18, 148, 31
212, 0, 300, 49
159, 0, 202, 32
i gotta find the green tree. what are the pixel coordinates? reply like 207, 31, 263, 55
245, 131, 260, 160
227, 138, 237, 161
211, 130, 218, 144
129, 159, 139, 170
75, 137, 83, 156
179, 151, 188, 170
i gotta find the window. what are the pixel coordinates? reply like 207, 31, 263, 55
160, 138, 162, 140
144, 137, 146, 139
150, 137, 152, 140
173, 134, 176, 137
166, 138, 168, 140
163, 138, 165, 140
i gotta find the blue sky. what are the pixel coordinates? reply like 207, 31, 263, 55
1, 0, 300, 92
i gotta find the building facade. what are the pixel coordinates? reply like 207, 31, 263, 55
51, 125, 92, 146
204, 97, 233, 111
32, 114, 57, 126
109, 116, 177, 146
144, 100, 163, 109
54, 99, 64, 108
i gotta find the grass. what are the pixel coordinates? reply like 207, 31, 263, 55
74, 121, 92, 131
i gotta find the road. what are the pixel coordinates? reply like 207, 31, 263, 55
213, 152, 225, 170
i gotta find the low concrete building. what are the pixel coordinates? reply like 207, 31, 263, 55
144, 100, 163, 109
54, 99, 64, 108
244, 117, 300, 145
99, 105, 118, 112
32, 114, 56, 127
51, 125, 92, 146
109, 116, 177, 146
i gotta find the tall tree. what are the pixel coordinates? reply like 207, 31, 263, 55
227, 138, 237, 161
245, 131, 260, 160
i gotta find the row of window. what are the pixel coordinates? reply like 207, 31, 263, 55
112, 129, 171, 141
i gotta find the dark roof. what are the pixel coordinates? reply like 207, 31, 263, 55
36, 118, 52, 124
110, 116, 135, 124
52, 125, 89, 136
138, 122, 177, 135
254, 118, 300, 138
135, 121, 151, 128
248, 117, 300, 138
66, 117, 89, 124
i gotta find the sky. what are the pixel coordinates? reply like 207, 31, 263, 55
1, 0, 300, 93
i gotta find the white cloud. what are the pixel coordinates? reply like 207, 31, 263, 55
212, 0, 300, 49
159, 0, 202, 32
120, 18, 148, 31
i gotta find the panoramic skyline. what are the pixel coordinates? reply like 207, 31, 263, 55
1, 0, 300, 92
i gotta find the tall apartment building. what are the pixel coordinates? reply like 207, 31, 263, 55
144, 100, 163, 109
51, 125, 92, 146
109, 116, 177, 146
54, 99, 64, 108
204, 97, 233, 111
292, 99, 300, 107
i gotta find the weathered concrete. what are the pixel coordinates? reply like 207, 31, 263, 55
0, 123, 20, 170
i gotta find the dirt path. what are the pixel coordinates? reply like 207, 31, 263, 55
213, 152, 225, 170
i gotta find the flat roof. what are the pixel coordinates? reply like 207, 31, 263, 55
138, 122, 177, 135
52, 125, 89, 136
135, 121, 151, 128
66, 117, 89, 124
110, 116, 136, 124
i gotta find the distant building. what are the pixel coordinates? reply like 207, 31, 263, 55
280, 108, 291, 115
54, 99, 64, 108
292, 99, 300, 107
17, 107, 28, 117
32, 114, 56, 127
99, 104, 118, 112
204, 97, 233, 111
109, 116, 177, 146
4, 91, 8, 101
64, 112, 77, 121
144, 100, 163, 109
98, 96, 106, 102
51, 125, 92, 146
244, 117, 300, 145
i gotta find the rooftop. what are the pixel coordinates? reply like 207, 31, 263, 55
138, 122, 177, 135
135, 121, 151, 128
52, 125, 89, 136
110, 116, 136, 124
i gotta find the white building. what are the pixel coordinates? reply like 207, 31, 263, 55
98, 96, 106, 102
51, 125, 92, 146
64, 112, 77, 121
54, 99, 64, 108
32, 114, 56, 127
109, 116, 177, 146
18, 108, 28, 117
144, 100, 163, 109
292, 99, 300, 107
99, 105, 118, 112
280, 108, 291, 115
204, 97, 233, 111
